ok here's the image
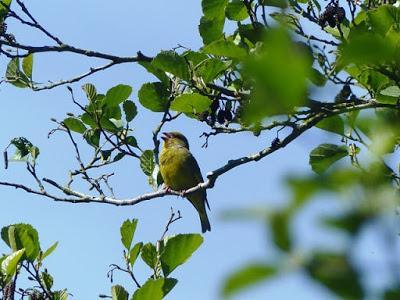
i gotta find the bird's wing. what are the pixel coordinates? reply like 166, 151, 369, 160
185, 153, 210, 211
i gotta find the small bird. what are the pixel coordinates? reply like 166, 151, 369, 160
159, 132, 211, 233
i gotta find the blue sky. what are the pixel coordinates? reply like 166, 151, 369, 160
0, 1, 380, 299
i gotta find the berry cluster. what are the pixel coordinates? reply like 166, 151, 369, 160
0, 21, 15, 43
319, 4, 346, 28
199, 100, 234, 127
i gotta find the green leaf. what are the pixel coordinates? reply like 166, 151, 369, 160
309, 144, 348, 174
203, 40, 247, 59
129, 242, 143, 267
152, 51, 190, 81
199, 15, 225, 44
384, 289, 400, 300
140, 243, 158, 269
82, 83, 97, 102
380, 86, 400, 98
202, 0, 228, 18
140, 150, 155, 177
1, 249, 25, 278
111, 285, 129, 300
225, 0, 248, 21
105, 84, 132, 107
53, 289, 69, 300
196, 58, 229, 82
138, 61, 169, 86
22, 54, 33, 79
10, 137, 32, 160
170, 93, 212, 114
323, 211, 370, 236
242, 28, 311, 122
0, 0, 12, 20
316, 115, 344, 135
270, 210, 292, 252
5, 58, 30, 88
160, 234, 203, 277
222, 263, 276, 297
124, 136, 139, 148
261, 0, 287, 8
120, 219, 138, 250
1, 224, 40, 262
63, 117, 87, 134
41, 271, 54, 290
306, 252, 363, 299
123, 100, 138, 122
138, 82, 169, 112
131, 278, 177, 300
83, 129, 100, 148
41, 241, 58, 261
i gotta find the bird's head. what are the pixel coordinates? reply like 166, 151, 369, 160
161, 132, 190, 150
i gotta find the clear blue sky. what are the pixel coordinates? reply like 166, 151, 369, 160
0, 1, 384, 299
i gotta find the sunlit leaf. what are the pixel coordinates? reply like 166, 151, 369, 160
160, 234, 203, 276
309, 144, 348, 174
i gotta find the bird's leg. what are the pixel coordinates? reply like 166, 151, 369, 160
163, 185, 186, 197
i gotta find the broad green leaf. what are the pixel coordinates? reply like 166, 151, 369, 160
105, 84, 132, 107
63, 117, 87, 134
323, 211, 370, 235
41, 241, 58, 261
368, 5, 400, 36
203, 40, 247, 59
82, 83, 97, 102
316, 115, 344, 135
0, 0, 12, 20
202, 0, 228, 18
170, 93, 212, 114
384, 289, 400, 300
140, 150, 155, 177
196, 58, 229, 82
22, 54, 33, 79
120, 219, 138, 250
309, 144, 348, 174
111, 285, 129, 300
138, 82, 169, 112
262, 0, 288, 8
138, 61, 169, 86
1, 224, 40, 262
222, 263, 276, 297
5, 58, 30, 88
131, 278, 177, 300
152, 51, 190, 81
140, 243, 157, 269
30, 146, 40, 160
225, 0, 248, 21
41, 271, 53, 290
1, 249, 25, 277
160, 234, 203, 276
380, 86, 400, 98
129, 242, 143, 267
123, 100, 138, 122
199, 15, 225, 44
124, 136, 138, 148
83, 129, 100, 148
242, 28, 311, 122
270, 210, 292, 252
53, 289, 68, 300
339, 33, 394, 68
306, 253, 363, 299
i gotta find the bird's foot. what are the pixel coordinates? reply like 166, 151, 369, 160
163, 186, 186, 197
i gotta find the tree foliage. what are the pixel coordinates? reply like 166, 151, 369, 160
0, 0, 400, 298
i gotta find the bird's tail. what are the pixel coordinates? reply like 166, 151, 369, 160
188, 192, 211, 233
200, 210, 211, 233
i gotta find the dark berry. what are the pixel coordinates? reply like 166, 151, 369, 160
217, 109, 225, 124
210, 100, 219, 113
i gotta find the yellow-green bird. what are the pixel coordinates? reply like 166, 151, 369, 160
159, 132, 211, 233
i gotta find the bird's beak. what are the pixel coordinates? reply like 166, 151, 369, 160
161, 132, 171, 141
